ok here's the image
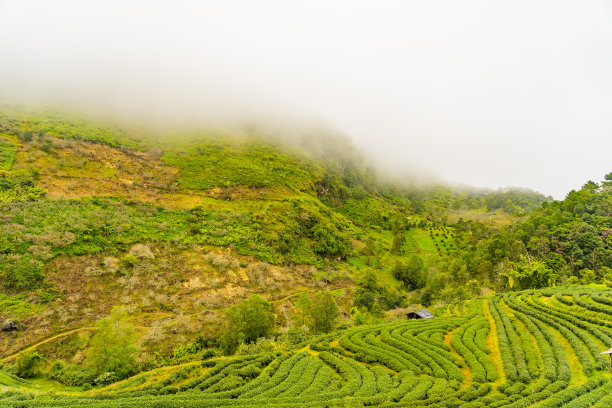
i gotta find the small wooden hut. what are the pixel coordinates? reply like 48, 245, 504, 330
407, 309, 434, 320
600, 348, 612, 372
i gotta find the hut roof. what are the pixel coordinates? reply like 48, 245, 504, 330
408, 309, 434, 319
600, 348, 612, 355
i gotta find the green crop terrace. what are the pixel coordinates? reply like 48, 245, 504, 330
2, 286, 612, 407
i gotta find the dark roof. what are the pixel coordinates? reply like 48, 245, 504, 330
407, 309, 434, 319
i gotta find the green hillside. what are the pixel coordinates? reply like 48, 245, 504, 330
1, 106, 610, 407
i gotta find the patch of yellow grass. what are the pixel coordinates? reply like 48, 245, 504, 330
551, 329, 589, 386
444, 329, 472, 388
304, 346, 319, 357
482, 299, 506, 387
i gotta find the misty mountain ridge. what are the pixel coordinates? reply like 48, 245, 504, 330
0, 104, 553, 200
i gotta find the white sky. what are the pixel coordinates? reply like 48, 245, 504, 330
1, 1, 611, 198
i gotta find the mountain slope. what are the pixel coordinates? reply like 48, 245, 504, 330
0, 106, 566, 405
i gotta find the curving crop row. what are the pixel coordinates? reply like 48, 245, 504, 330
450, 317, 497, 383
487, 298, 529, 382
518, 293, 608, 371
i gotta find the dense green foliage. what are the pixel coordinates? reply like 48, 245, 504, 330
308, 291, 340, 334
0, 107, 143, 150
220, 295, 276, 355
0, 195, 358, 293
0, 169, 46, 204
14, 352, 45, 379
392, 256, 425, 290
408, 185, 551, 215
421, 174, 612, 303
163, 137, 316, 191
292, 291, 340, 335
0, 106, 556, 296
86, 309, 138, 379
0, 134, 17, 170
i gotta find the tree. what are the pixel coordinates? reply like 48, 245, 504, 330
420, 289, 433, 307
391, 234, 406, 255
86, 308, 138, 378
502, 199, 519, 214
528, 236, 550, 258
294, 291, 311, 327
477, 260, 494, 281
390, 215, 406, 254
363, 236, 376, 256
220, 307, 244, 355
357, 268, 378, 292
466, 280, 481, 297
580, 268, 597, 284
509, 240, 528, 261
582, 180, 599, 194
354, 290, 375, 311
309, 291, 339, 334
15, 351, 45, 378
567, 222, 606, 273
501, 258, 555, 290
602, 172, 612, 191
393, 256, 425, 290
543, 253, 567, 280
220, 295, 275, 354
241, 295, 275, 342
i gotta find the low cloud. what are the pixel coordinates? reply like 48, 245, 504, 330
1, 1, 611, 198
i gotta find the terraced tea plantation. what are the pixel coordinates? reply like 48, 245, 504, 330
2, 286, 612, 407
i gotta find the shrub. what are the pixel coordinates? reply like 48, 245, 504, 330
47, 361, 97, 386
15, 351, 45, 378
94, 372, 118, 386
122, 254, 138, 266
201, 349, 216, 361
129, 244, 155, 259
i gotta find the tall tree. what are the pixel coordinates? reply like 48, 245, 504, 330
86, 308, 138, 378
309, 291, 339, 334
390, 215, 407, 254
602, 172, 612, 191
393, 255, 425, 290
220, 295, 275, 354
294, 291, 311, 327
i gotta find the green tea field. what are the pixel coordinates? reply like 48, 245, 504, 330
2, 286, 612, 407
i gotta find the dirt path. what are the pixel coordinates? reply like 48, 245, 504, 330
271, 290, 308, 305
2, 324, 154, 363
1, 327, 95, 363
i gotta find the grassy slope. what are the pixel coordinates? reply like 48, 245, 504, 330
0, 107, 423, 358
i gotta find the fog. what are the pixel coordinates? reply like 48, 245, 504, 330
1, 1, 611, 198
